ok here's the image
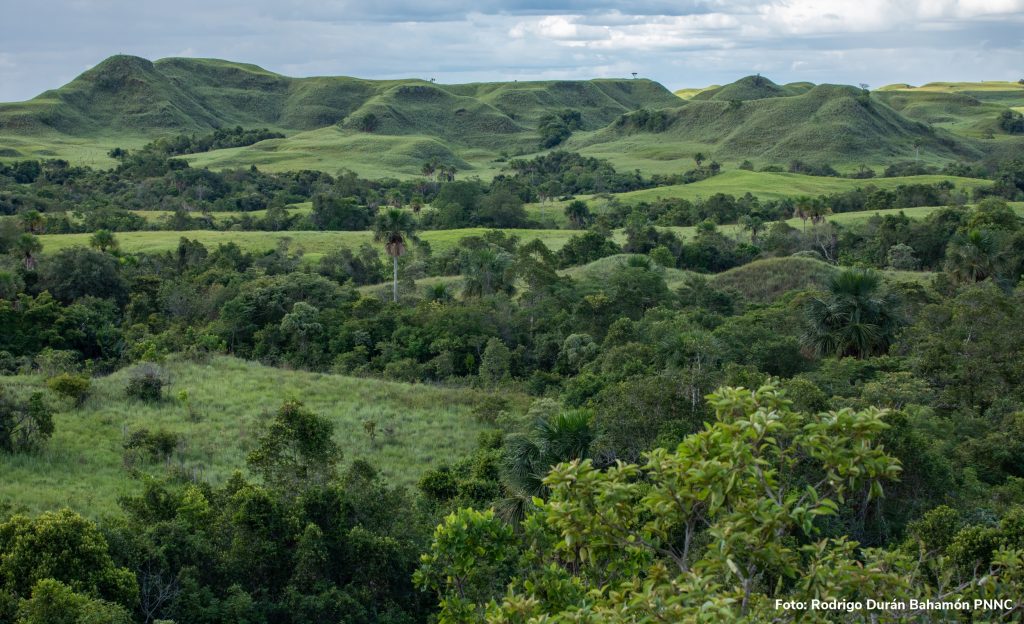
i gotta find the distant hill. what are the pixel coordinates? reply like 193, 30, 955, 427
690, 75, 797, 101
1, 60, 1021, 176
576, 81, 986, 166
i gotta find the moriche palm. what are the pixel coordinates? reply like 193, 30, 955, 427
801, 268, 903, 359
373, 208, 417, 303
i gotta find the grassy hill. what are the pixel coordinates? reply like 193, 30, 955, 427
574, 82, 983, 168
2, 61, 1021, 176
0, 356, 507, 516
0, 55, 681, 175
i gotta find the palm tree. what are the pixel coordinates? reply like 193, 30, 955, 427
945, 229, 1003, 283
801, 268, 903, 359
373, 208, 417, 303
16, 234, 41, 270
499, 410, 595, 522
89, 229, 118, 253
563, 200, 591, 229
793, 196, 812, 232
461, 247, 514, 298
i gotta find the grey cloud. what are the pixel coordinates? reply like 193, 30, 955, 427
0, 1, 1022, 102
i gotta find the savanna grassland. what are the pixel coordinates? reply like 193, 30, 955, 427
3, 57, 1024, 623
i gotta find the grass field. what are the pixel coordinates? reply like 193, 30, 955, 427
37, 202, 1024, 265
37, 227, 580, 262
0, 356, 506, 516
525, 171, 994, 228
128, 202, 314, 224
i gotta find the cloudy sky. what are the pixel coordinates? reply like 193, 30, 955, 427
1, 0, 1023, 101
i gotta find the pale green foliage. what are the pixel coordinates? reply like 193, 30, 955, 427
414, 508, 519, 623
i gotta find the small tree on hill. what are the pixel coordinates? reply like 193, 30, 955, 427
89, 229, 119, 253
247, 400, 341, 492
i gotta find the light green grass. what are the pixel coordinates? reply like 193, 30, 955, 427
128, 202, 313, 224
609, 171, 992, 204
38, 228, 578, 263
0, 356, 507, 516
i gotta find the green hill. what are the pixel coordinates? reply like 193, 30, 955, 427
1, 61, 1019, 176
690, 75, 797, 101
575, 82, 983, 168
0, 55, 681, 173
0, 356, 505, 515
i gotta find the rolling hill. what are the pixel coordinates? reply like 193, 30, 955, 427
2, 58, 1022, 177
574, 82, 985, 167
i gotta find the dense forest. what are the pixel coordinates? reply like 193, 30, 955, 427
2, 141, 1024, 622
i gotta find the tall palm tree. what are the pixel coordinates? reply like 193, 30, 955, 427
373, 208, 417, 303
801, 268, 903, 359
499, 410, 595, 523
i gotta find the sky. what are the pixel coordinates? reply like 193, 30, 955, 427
1, 0, 1023, 101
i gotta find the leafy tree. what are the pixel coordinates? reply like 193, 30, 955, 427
500, 409, 595, 520
461, 246, 515, 298
38, 247, 127, 305
310, 194, 373, 231
479, 337, 511, 385
88, 229, 118, 252
15, 234, 41, 271
247, 400, 342, 492
563, 200, 592, 229
0, 509, 138, 610
801, 268, 903, 358
373, 208, 417, 302
0, 389, 53, 453
420, 383, 910, 621
413, 508, 519, 622
15, 579, 133, 624
944, 229, 1006, 283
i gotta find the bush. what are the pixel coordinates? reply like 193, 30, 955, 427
125, 365, 166, 402
123, 428, 179, 462
46, 374, 91, 406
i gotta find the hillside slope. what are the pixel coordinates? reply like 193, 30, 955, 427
575, 82, 983, 167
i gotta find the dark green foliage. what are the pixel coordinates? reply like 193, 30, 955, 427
125, 366, 165, 402
0, 388, 54, 453
38, 247, 127, 305
138, 126, 285, 156
123, 428, 180, 462
311, 194, 374, 230
998, 109, 1024, 134
801, 268, 904, 358
537, 109, 582, 148
247, 400, 342, 491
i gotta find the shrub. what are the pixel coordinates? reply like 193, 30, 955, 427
472, 396, 510, 425
125, 365, 166, 402
46, 374, 91, 406
123, 428, 179, 462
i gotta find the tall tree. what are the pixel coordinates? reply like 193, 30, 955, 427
373, 208, 417, 303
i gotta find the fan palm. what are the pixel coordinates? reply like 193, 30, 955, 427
373, 208, 417, 303
801, 268, 903, 359
944, 229, 1004, 284
498, 410, 595, 523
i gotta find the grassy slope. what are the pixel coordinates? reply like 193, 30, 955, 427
0, 356, 502, 516
570, 82, 985, 171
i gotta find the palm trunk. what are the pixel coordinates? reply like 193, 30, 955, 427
392, 255, 399, 303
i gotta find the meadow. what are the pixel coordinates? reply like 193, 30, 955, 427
0, 356, 503, 516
